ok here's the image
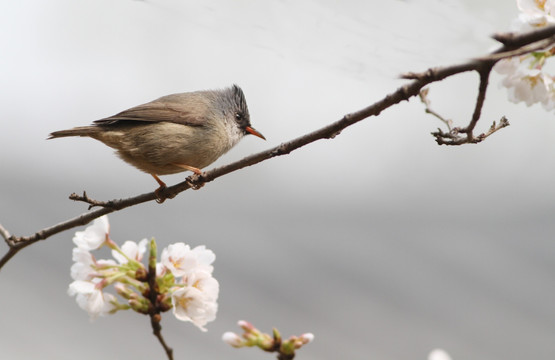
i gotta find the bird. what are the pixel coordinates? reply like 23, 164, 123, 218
49, 85, 265, 201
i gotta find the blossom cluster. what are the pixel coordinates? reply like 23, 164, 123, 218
68, 215, 219, 331
494, 0, 555, 111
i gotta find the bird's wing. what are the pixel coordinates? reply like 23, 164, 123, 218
94, 101, 206, 127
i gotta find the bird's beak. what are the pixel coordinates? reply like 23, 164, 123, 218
245, 126, 266, 140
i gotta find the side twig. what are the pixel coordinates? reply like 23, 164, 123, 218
0, 224, 11, 241
69, 191, 118, 209
430, 64, 497, 145
418, 89, 453, 132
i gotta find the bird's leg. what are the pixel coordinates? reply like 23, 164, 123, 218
151, 174, 168, 203
172, 163, 202, 175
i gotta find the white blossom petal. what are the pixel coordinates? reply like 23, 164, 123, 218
428, 349, 453, 360
68, 280, 116, 320
171, 271, 219, 331
182, 271, 219, 301
171, 286, 218, 331
73, 216, 109, 250
112, 238, 148, 264
191, 245, 216, 267
161, 242, 214, 277
70, 248, 95, 280
156, 262, 166, 276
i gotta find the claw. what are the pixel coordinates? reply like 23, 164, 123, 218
151, 174, 167, 204
154, 184, 167, 204
186, 178, 205, 190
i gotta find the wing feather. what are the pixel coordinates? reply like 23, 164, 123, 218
94, 100, 205, 127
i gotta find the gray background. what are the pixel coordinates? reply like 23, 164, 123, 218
1, 1, 554, 359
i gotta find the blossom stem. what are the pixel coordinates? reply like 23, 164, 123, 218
110, 245, 144, 269
146, 239, 173, 360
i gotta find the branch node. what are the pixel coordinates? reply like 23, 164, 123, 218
270, 144, 292, 157
327, 130, 342, 139
69, 191, 117, 209
400, 68, 436, 81
492, 31, 516, 46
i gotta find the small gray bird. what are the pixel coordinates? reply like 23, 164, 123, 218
49, 85, 265, 199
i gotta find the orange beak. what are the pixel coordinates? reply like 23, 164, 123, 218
245, 126, 266, 140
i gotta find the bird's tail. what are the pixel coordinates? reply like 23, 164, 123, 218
47, 126, 98, 139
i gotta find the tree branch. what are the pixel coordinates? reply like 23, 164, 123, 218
2, 24, 555, 270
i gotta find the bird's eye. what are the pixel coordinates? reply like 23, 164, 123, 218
235, 112, 243, 121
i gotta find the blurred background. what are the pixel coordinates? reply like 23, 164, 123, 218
1, 1, 555, 359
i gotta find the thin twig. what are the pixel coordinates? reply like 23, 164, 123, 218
0, 224, 11, 242
152, 322, 173, 360
478, 116, 511, 141
418, 89, 453, 132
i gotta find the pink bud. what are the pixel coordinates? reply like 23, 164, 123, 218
237, 320, 254, 331
299, 333, 314, 344
222, 332, 243, 348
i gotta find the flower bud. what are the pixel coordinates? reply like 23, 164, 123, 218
258, 333, 274, 351
272, 327, 282, 344
149, 238, 157, 271
135, 268, 148, 281
222, 332, 244, 348
114, 283, 132, 299
238, 320, 254, 331
152, 314, 162, 323
299, 333, 314, 345
129, 298, 150, 314
280, 338, 296, 356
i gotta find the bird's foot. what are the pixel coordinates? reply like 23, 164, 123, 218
154, 185, 168, 204
186, 178, 205, 190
